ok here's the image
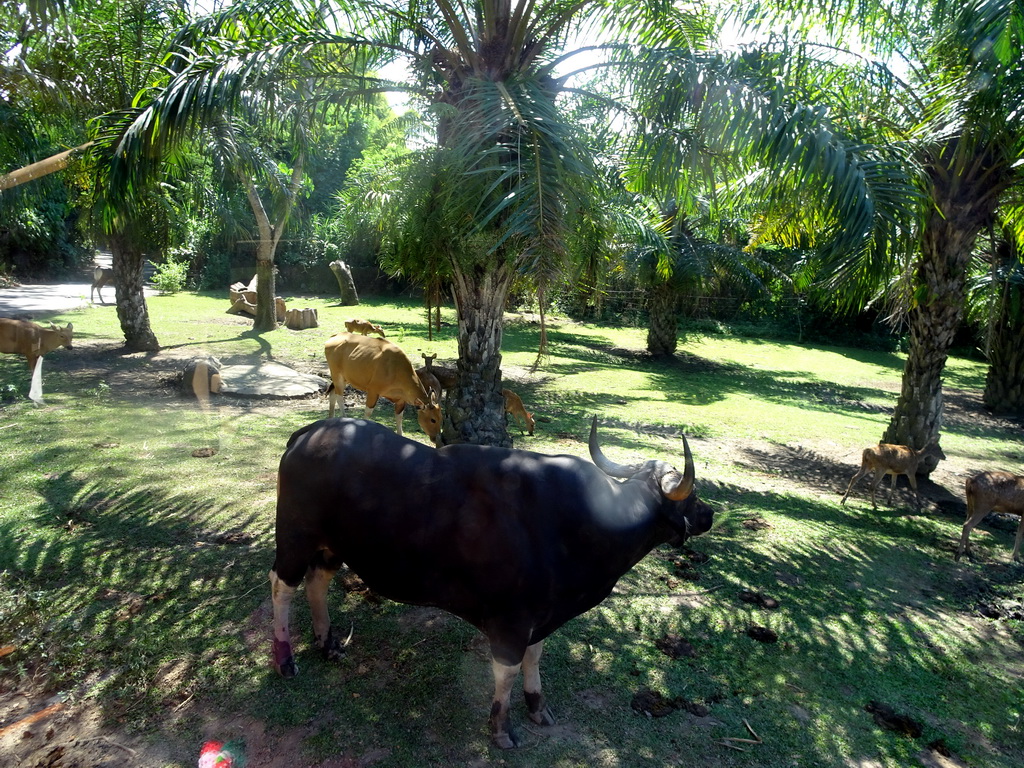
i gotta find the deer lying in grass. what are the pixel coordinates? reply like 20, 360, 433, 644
344, 318, 386, 338
955, 471, 1024, 562
502, 388, 535, 436
840, 442, 946, 509
91, 266, 113, 304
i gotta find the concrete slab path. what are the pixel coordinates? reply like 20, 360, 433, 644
218, 361, 327, 398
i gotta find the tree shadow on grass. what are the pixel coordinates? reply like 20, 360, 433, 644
2, 466, 1022, 767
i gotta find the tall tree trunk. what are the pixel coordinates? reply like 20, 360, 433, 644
109, 234, 159, 352
882, 198, 986, 473
253, 254, 276, 331
239, 152, 302, 333
983, 244, 1024, 415
647, 281, 679, 356
445, 261, 513, 447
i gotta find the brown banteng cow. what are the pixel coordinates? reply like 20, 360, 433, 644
956, 471, 1024, 562
324, 332, 441, 444
502, 388, 535, 435
840, 442, 946, 509
0, 318, 74, 371
269, 416, 713, 748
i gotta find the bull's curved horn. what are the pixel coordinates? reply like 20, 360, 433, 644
589, 416, 642, 478
660, 435, 695, 501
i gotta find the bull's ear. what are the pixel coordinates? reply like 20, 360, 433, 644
66, 323, 73, 331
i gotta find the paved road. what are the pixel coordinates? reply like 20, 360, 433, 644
0, 282, 98, 317
0, 252, 157, 318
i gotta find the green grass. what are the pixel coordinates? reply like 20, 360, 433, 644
1, 292, 1022, 768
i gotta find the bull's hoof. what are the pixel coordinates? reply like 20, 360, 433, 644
529, 705, 555, 726
319, 627, 346, 662
273, 639, 298, 678
489, 705, 519, 749
491, 728, 519, 749
524, 691, 555, 726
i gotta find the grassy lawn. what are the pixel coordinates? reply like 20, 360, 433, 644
1, 291, 1022, 768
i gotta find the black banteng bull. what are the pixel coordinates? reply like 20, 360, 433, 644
270, 416, 714, 748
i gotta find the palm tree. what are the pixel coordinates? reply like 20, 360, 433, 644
5, 0, 190, 351
108, 0, 913, 444
976, 230, 1024, 416
735, 0, 1024, 471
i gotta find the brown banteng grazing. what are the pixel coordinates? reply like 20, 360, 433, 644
269, 416, 714, 748
0, 318, 74, 371
91, 266, 114, 304
324, 332, 441, 444
502, 388, 535, 435
840, 442, 946, 509
956, 471, 1024, 562
343, 318, 386, 337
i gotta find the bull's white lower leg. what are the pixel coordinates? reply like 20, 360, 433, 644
305, 567, 344, 661
395, 407, 404, 436
522, 640, 555, 726
269, 569, 298, 677
489, 658, 522, 749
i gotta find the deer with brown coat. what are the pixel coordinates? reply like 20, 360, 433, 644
91, 267, 114, 304
840, 442, 946, 509
502, 388, 535, 436
0, 318, 74, 371
344, 318, 386, 338
955, 471, 1024, 562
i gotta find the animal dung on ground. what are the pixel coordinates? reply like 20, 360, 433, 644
682, 548, 710, 564
864, 701, 923, 738
746, 625, 779, 643
654, 633, 696, 659
191, 447, 217, 458
630, 689, 708, 718
739, 590, 780, 609
742, 517, 772, 530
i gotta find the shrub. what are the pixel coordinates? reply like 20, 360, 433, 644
152, 256, 189, 294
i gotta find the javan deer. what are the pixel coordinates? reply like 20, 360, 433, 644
0, 318, 74, 371
344, 318, 386, 338
91, 266, 114, 304
502, 388, 535, 436
955, 471, 1024, 562
840, 442, 946, 509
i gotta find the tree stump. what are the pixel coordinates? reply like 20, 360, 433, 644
285, 307, 319, 330
329, 260, 359, 305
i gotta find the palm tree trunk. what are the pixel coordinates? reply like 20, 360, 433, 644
983, 272, 1024, 416
446, 261, 513, 446
647, 282, 679, 356
882, 202, 981, 472
109, 234, 159, 352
